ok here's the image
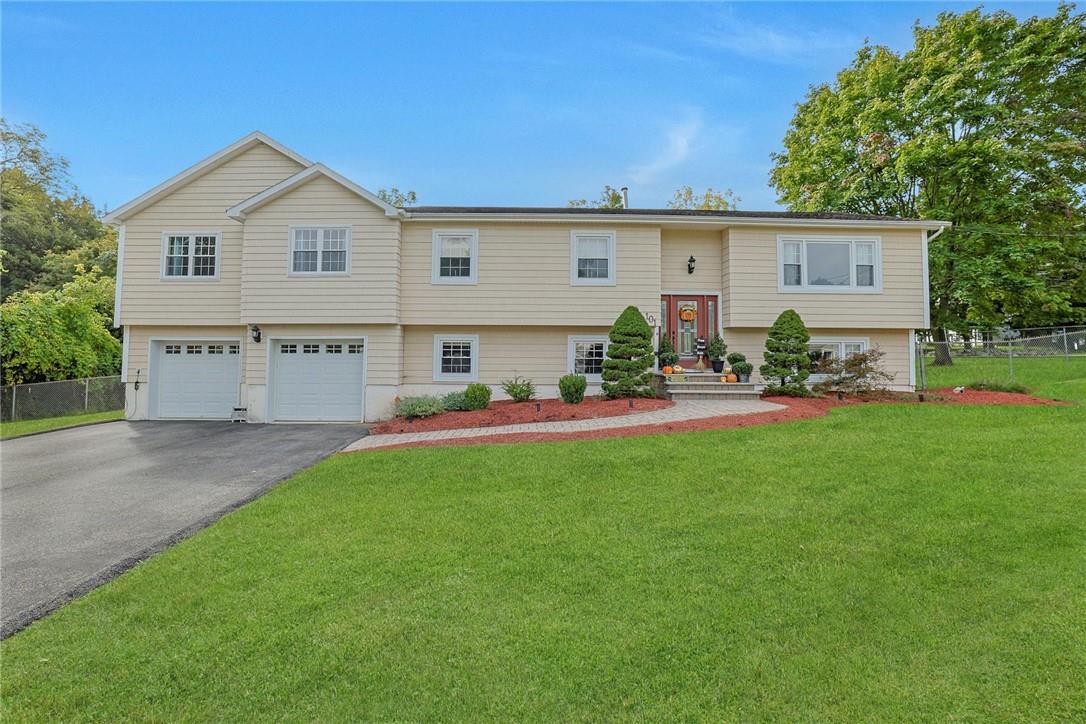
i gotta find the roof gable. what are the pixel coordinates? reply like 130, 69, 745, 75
103, 131, 310, 224
226, 163, 401, 220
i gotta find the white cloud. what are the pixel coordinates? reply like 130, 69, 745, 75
697, 21, 858, 65
628, 116, 703, 186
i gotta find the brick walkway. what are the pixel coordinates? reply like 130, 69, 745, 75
342, 399, 785, 452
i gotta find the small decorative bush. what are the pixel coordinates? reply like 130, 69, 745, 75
966, 379, 1029, 394
732, 361, 753, 377
463, 383, 492, 410
811, 346, 895, 395
657, 334, 679, 368
726, 352, 747, 366
760, 309, 812, 397
442, 391, 469, 411
558, 374, 587, 404
707, 335, 727, 361
397, 395, 446, 419
602, 306, 655, 398
501, 375, 536, 402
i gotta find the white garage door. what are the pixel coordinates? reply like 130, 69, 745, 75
155, 341, 241, 419
272, 340, 365, 421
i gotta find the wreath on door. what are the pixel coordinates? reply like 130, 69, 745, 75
678, 305, 697, 322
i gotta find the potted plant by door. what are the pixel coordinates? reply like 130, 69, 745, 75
708, 335, 727, 373
733, 361, 753, 383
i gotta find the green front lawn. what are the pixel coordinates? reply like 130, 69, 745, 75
0, 410, 123, 440
3, 364, 1084, 720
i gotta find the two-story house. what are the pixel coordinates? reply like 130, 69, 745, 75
107, 132, 949, 422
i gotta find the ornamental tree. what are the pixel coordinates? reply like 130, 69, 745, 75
759, 309, 812, 396
601, 306, 655, 398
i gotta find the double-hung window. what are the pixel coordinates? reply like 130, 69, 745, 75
162, 232, 220, 279
431, 229, 478, 284
290, 226, 350, 275
807, 338, 869, 377
778, 236, 881, 292
433, 334, 479, 382
568, 336, 608, 381
571, 231, 616, 285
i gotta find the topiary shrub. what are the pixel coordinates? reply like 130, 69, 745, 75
657, 334, 679, 368
726, 352, 746, 366
442, 390, 468, 411
501, 375, 536, 402
397, 395, 446, 419
463, 383, 491, 410
558, 373, 587, 404
602, 306, 655, 398
760, 309, 812, 397
707, 334, 727, 361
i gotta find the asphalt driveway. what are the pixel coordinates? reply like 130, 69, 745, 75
1, 420, 366, 637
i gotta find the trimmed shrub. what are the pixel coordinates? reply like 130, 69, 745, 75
463, 383, 492, 410
397, 395, 445, 419
558, 374, 587, 404
760, 309, 812, 397
501, 375, 536, 402
657, 334, 679, 368
442, 391, 469, 411
708, 334, 727, 361
602, 306, 655, 398
726, 352, 747, 366
732, 361, 754, 377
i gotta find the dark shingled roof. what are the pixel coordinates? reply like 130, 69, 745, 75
402, 206, 925, 222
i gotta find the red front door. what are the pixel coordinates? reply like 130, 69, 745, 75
661, 294, 716, 365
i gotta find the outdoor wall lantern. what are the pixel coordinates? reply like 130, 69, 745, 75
250, 324, 262, 343
687, 256, 696, 274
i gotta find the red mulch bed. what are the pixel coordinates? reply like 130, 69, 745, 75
358, 387, 1064, 452
371, 396, 674, 434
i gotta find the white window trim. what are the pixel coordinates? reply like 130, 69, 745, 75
433, 334, 480, 382
159, 231, 222, 281
567, 335, 609, 382
570, 230, 616, 286
287, 225, 352, 277
431, 229, 479, 285
807, 336, 870, 381
777, 235, 882, 294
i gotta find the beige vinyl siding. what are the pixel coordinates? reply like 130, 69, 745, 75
239, 175, 400, 324
661, 229, 723, 291
244, 324, 402, 386
124, 325, 247, 383
721, 229, 732, 304
724, 226, 925, 329
118, 144, 305, 325
400, 223, 660, 326
402, 325, 610, 385
724, 327, 913, 390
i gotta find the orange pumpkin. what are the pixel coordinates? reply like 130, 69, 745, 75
662, 366, 673, 374
726, 373, 738, 383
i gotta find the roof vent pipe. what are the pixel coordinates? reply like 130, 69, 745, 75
620, 187, 629, 209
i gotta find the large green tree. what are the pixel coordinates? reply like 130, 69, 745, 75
770, 4, 1086, 352
568, 185, 625, 209
1, 119, 116, 300
667, 185, 739, 211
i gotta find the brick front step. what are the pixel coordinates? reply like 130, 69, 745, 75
667, 390, 764, 401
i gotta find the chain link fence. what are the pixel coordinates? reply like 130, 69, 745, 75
0, 376, 125, 423
917, 329, 1086, 390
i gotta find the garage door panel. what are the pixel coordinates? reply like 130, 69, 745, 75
273, 340, 364, 422
155, 342, 240, 419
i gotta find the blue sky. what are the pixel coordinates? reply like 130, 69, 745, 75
2, 1, 1060, 211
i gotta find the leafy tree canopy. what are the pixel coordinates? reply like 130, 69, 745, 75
1, 119, 116, 300
769, 3, 1086, 331
667, 185, 739, 211
377, 187, 417, 207
568, 185, 625, 209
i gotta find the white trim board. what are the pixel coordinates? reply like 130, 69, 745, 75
103, 131, 310, 224
112, 224, 126, 326
227, 163, 400, 220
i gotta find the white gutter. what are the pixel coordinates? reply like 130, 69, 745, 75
920, 223, 950, 329
402, 211, 951, 230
